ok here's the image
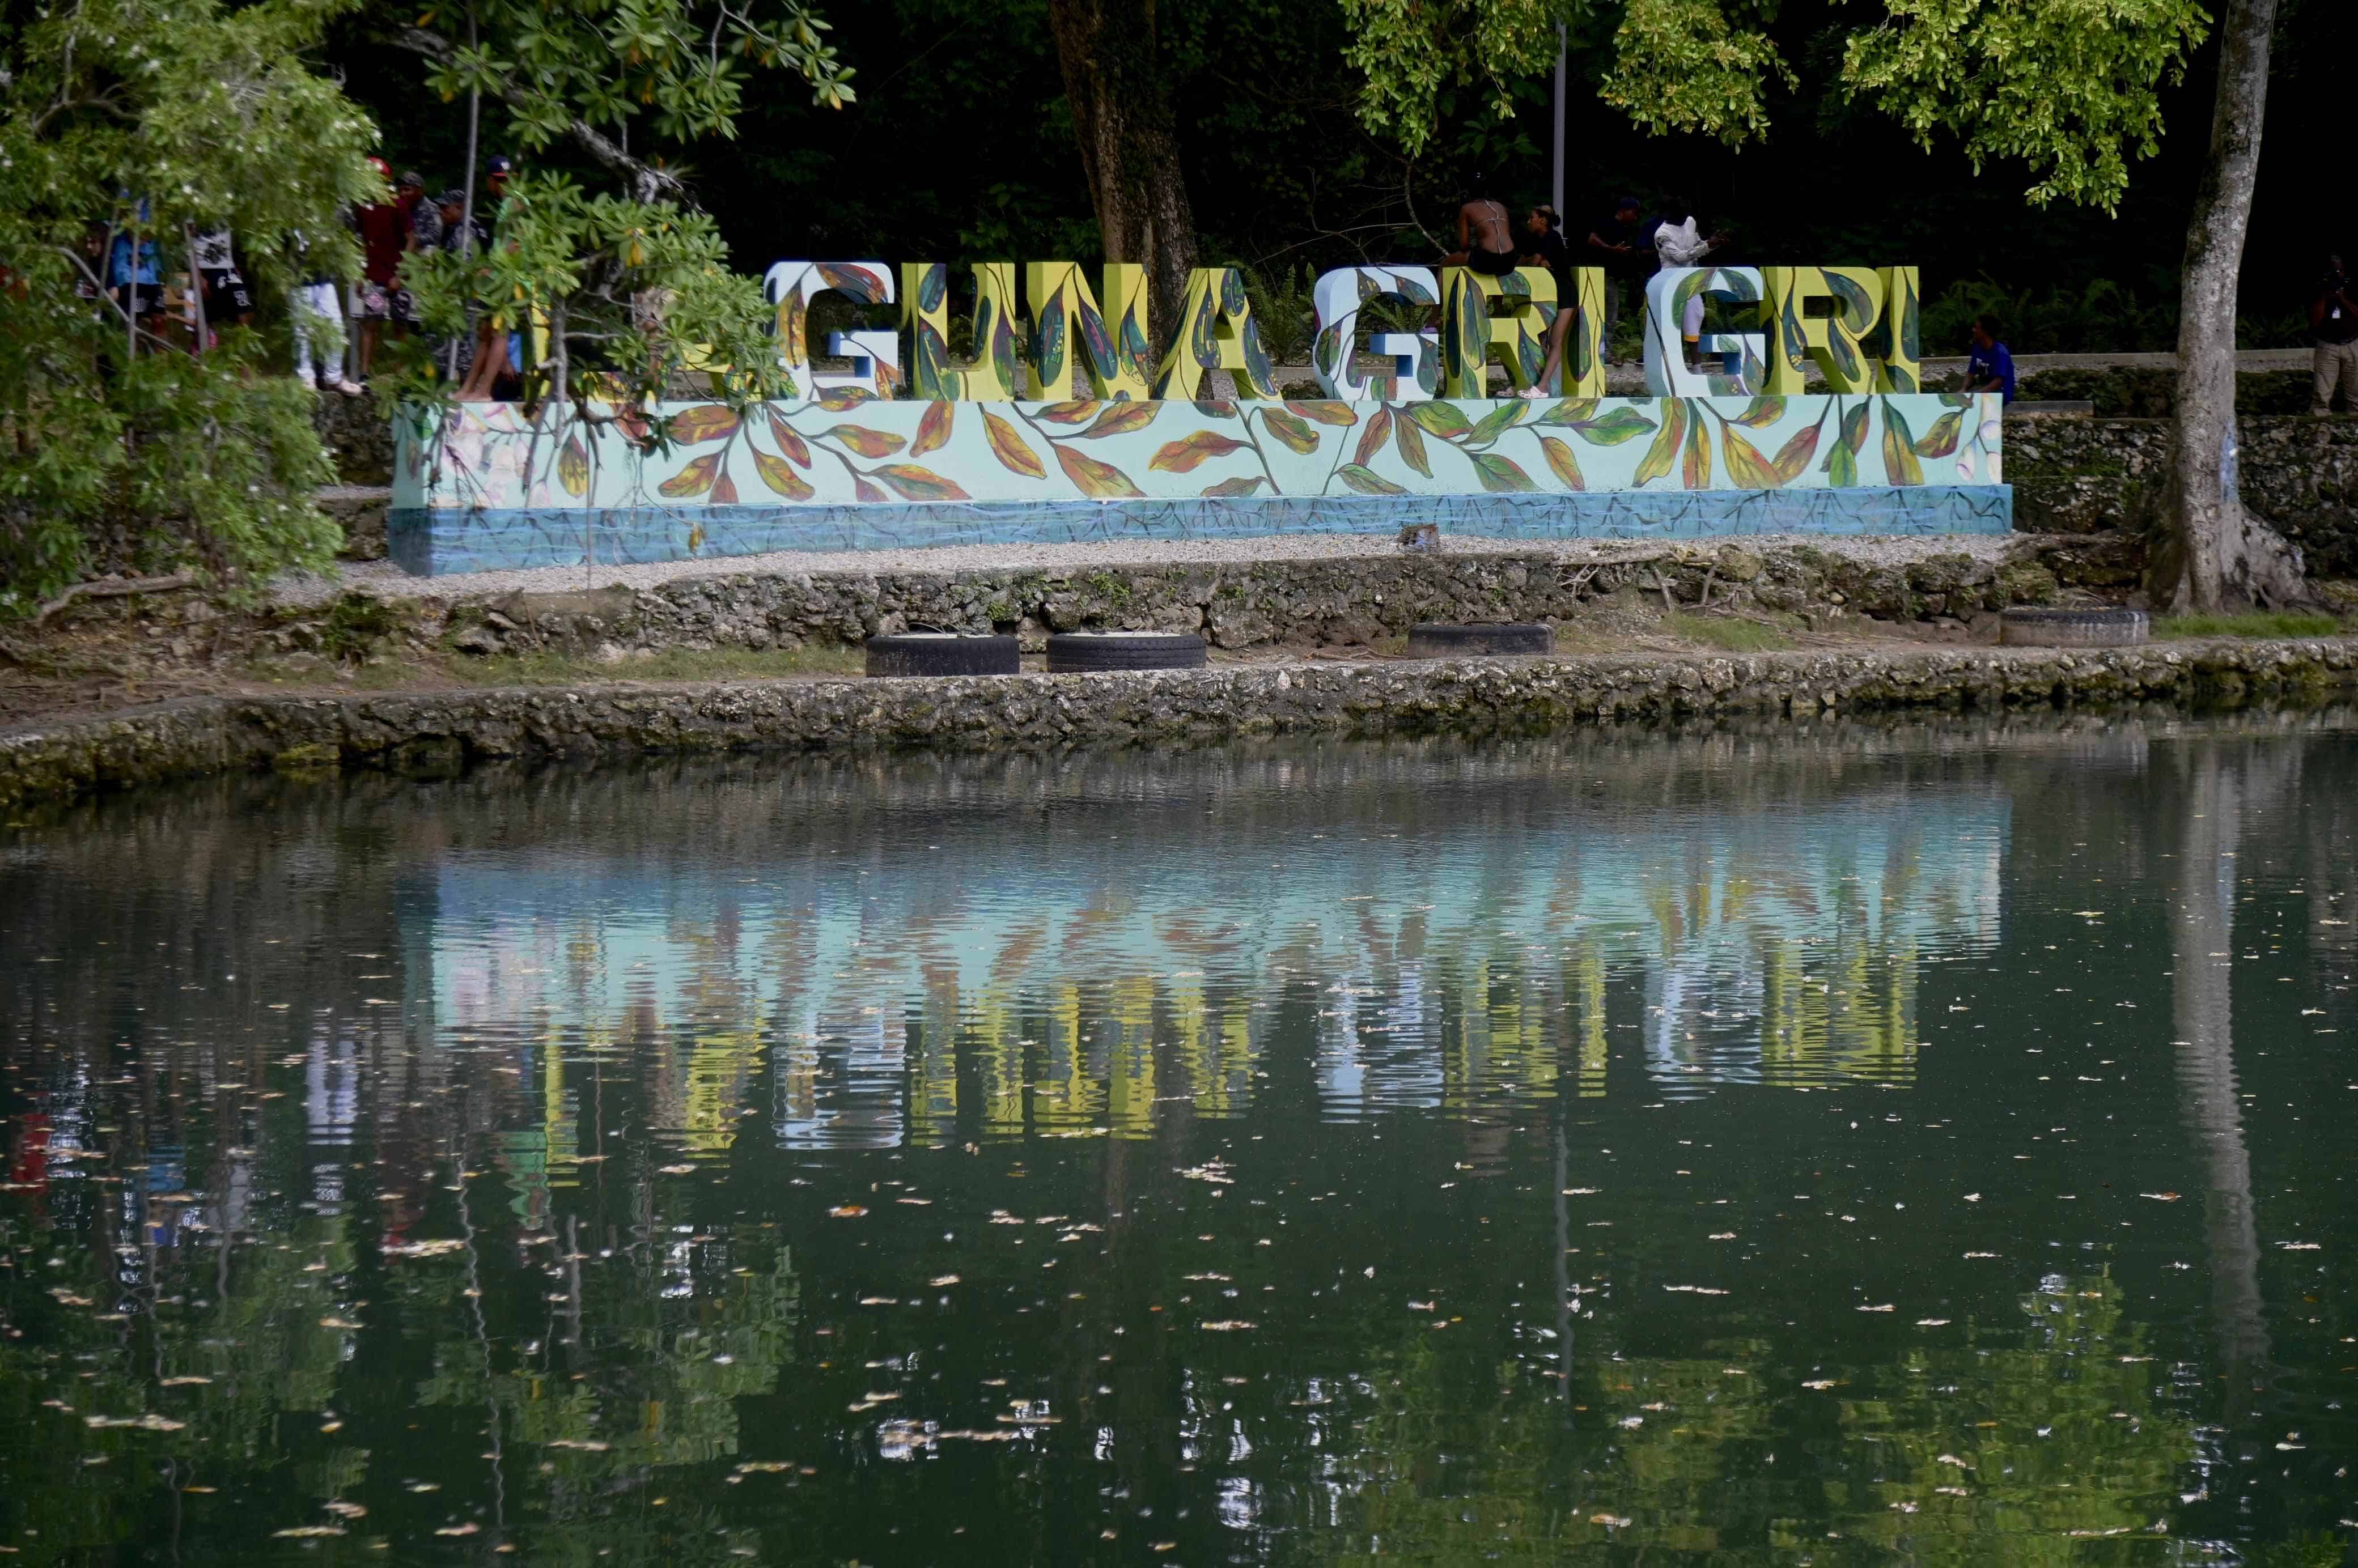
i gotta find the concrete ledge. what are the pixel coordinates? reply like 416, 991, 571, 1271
7, 638, 2355, 814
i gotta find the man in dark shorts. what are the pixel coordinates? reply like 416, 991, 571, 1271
190, 226, 254, 340
1442, 175, 1521, 277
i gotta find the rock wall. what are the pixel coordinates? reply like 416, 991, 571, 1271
7, 638, 2353, 812
425, 539, 2129, 662
2009, 415, 2358, 573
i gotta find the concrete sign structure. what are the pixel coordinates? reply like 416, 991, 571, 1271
389, 258, 1997, 576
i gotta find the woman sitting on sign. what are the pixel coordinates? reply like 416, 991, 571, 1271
1440, 174, 1522, 278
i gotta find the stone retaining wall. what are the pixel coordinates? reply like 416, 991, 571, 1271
434, 538, 2134, 661
7, 638, 2351, 813
2008, 416, 2358, 572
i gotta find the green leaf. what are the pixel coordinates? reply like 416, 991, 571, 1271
1034, 297, 1067, 385
766, 411, 811, 468
917, 264, 948, 314
1355, 407, 1394, 467
1404, 402, 1474, 440
1283, 400, 1359, 427
1771, 422, 1822, 484
912, 401, 953, 457
1054, 443, 1145, 498
1080, 403, 1159, 439
1721, 423, 1779, 488
1729, 395, 1786, 428
1148, 431, 1249, 473
1539, 435, 1585, 491
1633, 397, 1687, 486
1880, 400, 1925, 485
1396, 411, 1432, 476
983, 411, 1045, 478
1201, 476, 1266, 497
1470, 453, 1539, 492
658, 452, 720, 498
1682, 407, 1712, 488
871, 463, 971, 502
752, 447, 814, 500
1535, 398, 1601, 426
825, 425, 903, 458
1569, 407, 1659, 447
1261, 409, 1320, 454
1337, 464, 1409, 495
1913, 409, 1964, 458
1469, 402, 1527, 444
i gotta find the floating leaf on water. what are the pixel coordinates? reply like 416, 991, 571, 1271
1856, 1303, 1895, 1312
829, 1205, 868, 1218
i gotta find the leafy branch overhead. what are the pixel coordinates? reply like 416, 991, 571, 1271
1341, 0, 2204, 211
395, 0, 855, 199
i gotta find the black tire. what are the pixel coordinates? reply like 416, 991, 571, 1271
864, 633, 1022, 678
1405, 622, 1554, 658
1045, 632, 1209, 673
1997, 607, 2148, 649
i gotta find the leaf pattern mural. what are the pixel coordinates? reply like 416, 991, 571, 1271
826, 426, 904, 458
1148, 432, 1248, 473
659, 452, 721, 498
870, 464, 971, 502
983, 412, 1045, 478
1054, 443, 1144, 498
432, 388, 2000, 536
911, 402, 954, 457
1539, 436, 1585, 491
1634, 398, 1687, 487
752, 448, 814, 500
668, 405, 740, 444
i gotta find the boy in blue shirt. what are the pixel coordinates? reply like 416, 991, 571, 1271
1963, 313, 2016, 403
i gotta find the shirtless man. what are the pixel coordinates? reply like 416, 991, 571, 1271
1441, 175, 1521, 278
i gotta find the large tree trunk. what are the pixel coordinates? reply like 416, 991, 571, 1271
2153, 0, 2309, 610
1046, 0, 1201, 348
2169, 741, 2275, 1425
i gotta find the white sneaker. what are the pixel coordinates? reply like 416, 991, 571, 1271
329, 377, 364, 397
1515, 386, 1549, 401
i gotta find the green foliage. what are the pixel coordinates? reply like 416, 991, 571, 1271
1665, 611, 1793, 651
0, 0, 376, 613
1242, 262, 1321, 367
2156, 610, 2343, 639
1344, 0, 2204, 213
410, 0, 854, 148
1841, 0, 2207, 211
1922, 275, 2181, 355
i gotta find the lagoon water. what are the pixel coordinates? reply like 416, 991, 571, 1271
3, 719, 2356, 1563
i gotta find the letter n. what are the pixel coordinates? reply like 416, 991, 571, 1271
1153, 268, 1277, 400
1024, 264, 1152, 401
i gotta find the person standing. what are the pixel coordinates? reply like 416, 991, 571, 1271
350, 157, 409, 380
1961, 313, 2016, 403
456, 156, 520, 401
289, 230, 362, 396
2310, 255, 2358, 415
1584, 196, 1651, 363
190, 224, 254, 342
1650, 202, 1730, 367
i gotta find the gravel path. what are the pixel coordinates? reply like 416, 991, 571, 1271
281, 528, 2025, 606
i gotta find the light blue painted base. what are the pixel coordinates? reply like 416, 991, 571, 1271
388, 487, 2012, 576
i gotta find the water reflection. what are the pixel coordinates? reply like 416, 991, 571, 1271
3, 717, 2356, 1563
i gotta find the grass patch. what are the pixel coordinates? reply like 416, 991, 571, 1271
466, 642, 865, 685
1664, 613, 1795, 653
2155, 610, 2342, 640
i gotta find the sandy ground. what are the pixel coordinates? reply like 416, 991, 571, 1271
282, 530, 2026, 607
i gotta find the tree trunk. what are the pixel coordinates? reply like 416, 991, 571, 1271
2169, 741, 2275, 1425
1046, 0, 1201, 347
2154, 0, 2309, 610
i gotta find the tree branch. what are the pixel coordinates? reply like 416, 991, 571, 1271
383, 26, 688, 203
34, 574, 198, 626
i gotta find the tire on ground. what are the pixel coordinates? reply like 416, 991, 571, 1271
1045, 632, 1209, 673
1997, 608, 2148, 649
1405, 622, 1555, 658
864, 633, 1023, 678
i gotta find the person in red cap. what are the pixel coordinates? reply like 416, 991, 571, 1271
350, 155, 410, 381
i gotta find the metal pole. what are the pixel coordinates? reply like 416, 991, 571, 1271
1551, 24, 1568, 219
448, 8, 480, 383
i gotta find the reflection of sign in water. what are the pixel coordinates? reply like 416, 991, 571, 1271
424, 786, 2006, 1150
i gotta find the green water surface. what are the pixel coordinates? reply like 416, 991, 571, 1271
3, 718, 2355, 1565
